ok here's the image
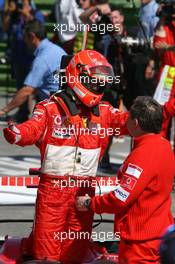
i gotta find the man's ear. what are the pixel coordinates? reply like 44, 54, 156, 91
134, 118, 139, 128
120, 15, 124, 24
29, 32, 36, 40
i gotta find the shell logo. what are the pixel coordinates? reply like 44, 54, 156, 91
168, 67, 175, 78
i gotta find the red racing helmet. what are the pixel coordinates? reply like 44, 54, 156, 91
65, 50, 114, 107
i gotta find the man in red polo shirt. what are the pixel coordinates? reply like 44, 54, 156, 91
77, 96, 175, 263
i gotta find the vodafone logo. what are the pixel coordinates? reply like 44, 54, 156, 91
54, 115, 62, 125
89, 99, 96, 105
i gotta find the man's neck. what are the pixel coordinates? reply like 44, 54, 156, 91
134, 131, 155, 138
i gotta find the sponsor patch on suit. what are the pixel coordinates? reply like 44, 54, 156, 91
114, 185, 130, 202
125, 163, 143, 179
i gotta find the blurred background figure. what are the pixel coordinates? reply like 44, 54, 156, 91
102, 8, 133, 108
2, 0, 44, 122
98, 8, 130, 174
79, 0, 112, 53
0, 20, 66, 118
53, 0, 83, 54
160, 225, 175, 264
0, 0, 5, 41
153, 0, 175, 145
137, 0, 159, 40
53, 0, 111, 54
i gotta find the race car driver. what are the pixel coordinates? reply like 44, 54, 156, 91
3, 50, 128, 263
76, 96, 175, 264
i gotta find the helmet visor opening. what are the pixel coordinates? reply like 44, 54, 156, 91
79, 73, 113, 94
88, 66, 114, 80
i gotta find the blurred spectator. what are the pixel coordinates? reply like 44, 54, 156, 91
0, 0, 5, 40
102, 9, 130, 100
0, 20, 66, 118
79, 0, 111, 27
53, 0, 112, 54
154, 16, 175, 71
99, 9, 126, 56
98, 3, 158, 173
53, 0, 83, 54
160, 224, 175, 264
154, 4, 175, 139
80, 0, 111, 53
137, 0, 159, 40
98, 9, 127, 174
79, 0, 111, 51
3, 0, 44, 122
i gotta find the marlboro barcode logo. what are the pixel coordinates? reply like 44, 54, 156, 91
0, 177, 39, 186
0, 176, 118, 187
125, 163, 143, 179
120, 175, 137, 190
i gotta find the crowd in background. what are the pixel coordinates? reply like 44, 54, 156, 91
0, 0, 168, 114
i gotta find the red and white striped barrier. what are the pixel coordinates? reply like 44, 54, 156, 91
0, 176, 118, 205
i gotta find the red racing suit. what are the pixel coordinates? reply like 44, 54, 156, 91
154, 24, 175, 70
91, 133, 175, 263
6, 95, 128, 262
154, 23, 175, 139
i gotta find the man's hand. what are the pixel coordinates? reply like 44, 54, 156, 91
76, 195, 91, 211
97, 4, 111, 15
154, 41, 169, 50
154, 41, 175, 52
6, 1, 16, 13
3, 122, 21, 144
0, 86, 34, 115
19, 5, 33, 21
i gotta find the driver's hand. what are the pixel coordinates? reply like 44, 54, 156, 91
3, 121, 21, 144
